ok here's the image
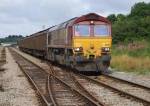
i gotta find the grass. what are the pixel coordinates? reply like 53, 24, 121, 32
111, 40, 150, 75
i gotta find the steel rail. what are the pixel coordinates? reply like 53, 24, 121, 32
12, 48, 150, 105
50, 73, 101, 106
0, 47, 6, 63
10, 48, 104, 106
48, 64, 103, 106
47, 75, 57, 106
102, 74, 150, 90
69, 71, 107, 106
10, 49, 54, 106
49, 64, 106, 106
16, 61, 52, 106
77, 73, 150, 105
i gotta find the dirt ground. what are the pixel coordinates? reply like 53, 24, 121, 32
0, 48, 39, 106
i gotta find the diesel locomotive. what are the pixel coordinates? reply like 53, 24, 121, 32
18, 13, 112, 72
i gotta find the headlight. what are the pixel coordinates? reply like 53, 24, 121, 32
105, 48, 109, 51
74, 47, 83, 52
101, 47, 110, 52
74, 48, 80, 51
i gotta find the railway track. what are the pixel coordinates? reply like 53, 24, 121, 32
46, 62, 149, 106
0, 47, 6, 72
0, 47, 6, 64
101, 74, 150, 90
9, 48, 104, 106
74, 73, 150, 106
49, 64, 106, 106
9, 48, 150, 106
99, 74, 150, 101
10, 49, 53, 106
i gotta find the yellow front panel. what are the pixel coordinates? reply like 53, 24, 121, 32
73, 37, 112, 57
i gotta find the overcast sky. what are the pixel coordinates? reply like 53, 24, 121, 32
0, 0, 149, 37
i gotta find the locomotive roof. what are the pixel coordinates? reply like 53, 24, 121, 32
22, 13, 110, 40
49, 13, 110, 31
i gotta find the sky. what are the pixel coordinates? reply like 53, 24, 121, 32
0, 0, 149, 37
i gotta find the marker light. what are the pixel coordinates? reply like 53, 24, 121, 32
90, 21, 94, 24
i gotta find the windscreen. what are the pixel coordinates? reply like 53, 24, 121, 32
75, 25, 90, 36
94, 25, 109, 36
74, 24, 110, 37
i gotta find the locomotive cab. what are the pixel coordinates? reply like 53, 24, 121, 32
73, 21, 111, 59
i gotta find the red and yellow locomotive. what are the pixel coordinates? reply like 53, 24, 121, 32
18, 13, 112, 72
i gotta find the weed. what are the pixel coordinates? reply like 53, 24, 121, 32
111, 40, 150, 75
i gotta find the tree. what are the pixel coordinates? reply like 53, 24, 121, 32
117, 14, 126, 21
110, 2, 150, 44
130, 2, 150, 17
0, 35, 24, 43
107, 14, 117, 23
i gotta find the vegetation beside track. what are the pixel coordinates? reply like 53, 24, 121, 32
111, 40, 150, 75
107, 2, 150, 75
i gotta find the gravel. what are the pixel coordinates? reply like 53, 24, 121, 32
110, 71, 150, 88
75, 75, 144, 106
98, 75, 150, 102
12, 48, 51, 73
12, 48, 149, 106
0, 48, 39, 106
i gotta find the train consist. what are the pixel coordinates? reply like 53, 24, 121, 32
18, 13, 112, 72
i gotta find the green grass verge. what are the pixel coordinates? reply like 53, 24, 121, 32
111, 40, 150, 75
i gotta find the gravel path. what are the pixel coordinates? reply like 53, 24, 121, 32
0, 48, 39, 106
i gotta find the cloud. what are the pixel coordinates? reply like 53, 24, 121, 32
82, 0, 150, 15
0, 0, 149, 37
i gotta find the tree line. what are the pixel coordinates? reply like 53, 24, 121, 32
0, 35, 23, 44
107, 2, 150, 44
